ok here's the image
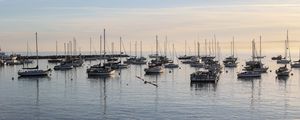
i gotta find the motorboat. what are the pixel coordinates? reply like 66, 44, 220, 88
6, 55, 22, 65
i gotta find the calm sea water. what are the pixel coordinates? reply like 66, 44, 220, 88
1, 53, 300, 119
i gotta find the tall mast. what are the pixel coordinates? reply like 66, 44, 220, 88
111, 42, 114, 55
230, 41, 232, 57
69, 41, 72, 56
55, 40, 58, 57
35, 32, 39, 68
214, 35, 216, 56
260, 35, 262, 58
208, 39, 211, 56
156, 35, 158, 59
184, 40, 187, 56
140, 41, 142, 57
218, 41, 220, 61
233, 37, 235, 57
129, 41, 131, 56
287, 30, 291, 60
89, 37, 92, 56
194, 40, 196, 56
135, 41, 137, 57
64, 42, 66, 58
66, 43, 69, 57
120, 37, 122, 55
73, 38, 76, 55
26, 40, 29, 57
197, 42, 200, 58
284, 31, 287, 58
252, 40, 255, 61
103, 29, 106, 55
165, 36, 167, 57
100, 35, 102, 56
205, 39, 207, 56
172, 43, 175, 61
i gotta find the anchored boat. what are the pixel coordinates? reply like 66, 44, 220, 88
276, 65, 291, 76
237, 71, 261, 78
144, 35, 164, 74
18, 32, 51, 77
277, 31, 291, 64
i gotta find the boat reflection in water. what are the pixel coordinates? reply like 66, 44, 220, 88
190, 82, 218, 92
17, 76, 51, 105
87, 76, 110, 117
276, 75, 289, 81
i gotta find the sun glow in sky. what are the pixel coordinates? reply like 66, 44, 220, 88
1, 0, 300, 55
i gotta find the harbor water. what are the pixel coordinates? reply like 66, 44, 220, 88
1, 54, 300, 119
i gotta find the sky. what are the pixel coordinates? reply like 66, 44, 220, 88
1, 0, 300, 55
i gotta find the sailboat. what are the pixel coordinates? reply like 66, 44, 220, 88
87, 29, 115, 76
144, 35, 164, 74
291, 48, 300, 68
237, 40, 263, 78
132, 41, 147, 65
190, 38, 221, 82
178, 40, 193, 60
190, 42, 205, 68
18, 32, 51, 76
54, 42, 74, 70
223, 37, 238, 67
181, 41, 200, 64
48, 41, 62, 63
22, 40, 33, 64
105, 37, 129, 69
165, 43, 179, 68
244, 39, 268, 73
276, 65, 291, 76
277, 31, 291, 64
85, 38, 98, 61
